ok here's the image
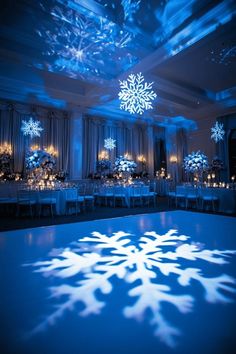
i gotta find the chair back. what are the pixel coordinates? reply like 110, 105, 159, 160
17, 189, 37, 202
113, 186, 125, 196
38, 190, 56, 202
140, 186, 149, 195
130, 186, 141, 196
65, 188, 78, 200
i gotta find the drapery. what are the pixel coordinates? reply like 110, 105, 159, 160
0, 101, 70, 174
176, 128, 188, 182
82, 116, 161, 178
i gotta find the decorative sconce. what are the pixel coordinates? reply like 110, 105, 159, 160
137, 155, 146, 163
98, 150, 109, 160
0, 143, 12, 155
170, 155, 178, 163
44, 145, 58, 157
124, 153, 132, 160
30, 144, 40, 151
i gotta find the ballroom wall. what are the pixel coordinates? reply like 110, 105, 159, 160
0, 98, 192, 181
0, 100, 70, 175
187, 116, 216, 162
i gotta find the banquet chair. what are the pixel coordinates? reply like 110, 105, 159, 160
17, 190, 37, 218
130, 186, 142, 207
0, 196, 17, 215
199, 189, 219, 212
185, 188, 199, 209
113, 186, 127, 207
64, 188, 80, 215
175, 189, 186, 208
166, 182, 176, 207
97, 186, 114, 207
38, 190, 57, 217
141, 186, 156, 207
79, 184, 95, 210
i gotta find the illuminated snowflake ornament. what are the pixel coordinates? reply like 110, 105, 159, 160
21, 117, 43, 138
118, 73, 157, 115
27, 229, 236, 347
104, 137, 116, 150
211, 121, 225, 143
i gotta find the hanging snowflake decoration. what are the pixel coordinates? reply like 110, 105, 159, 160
21, 117, 43, 138
104, 137, 116, 150
27, 229, 236, 347
118, 72, 157, 115
211, 121, 225, 143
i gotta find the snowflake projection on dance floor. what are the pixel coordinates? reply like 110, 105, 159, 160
211, 121, 225, 143
21, 117, 43, 138
27, 229, 236, 347
104, 137, 116, 150
118, 73, 157, 115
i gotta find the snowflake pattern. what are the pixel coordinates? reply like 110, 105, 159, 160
35, 4, 136, 80
211, 121, 225, 143
104, 137, 116, 150
118, 73, 157, 115
21, 117, 43, 138
121, 0, 141, 21
27, 229, 236, 347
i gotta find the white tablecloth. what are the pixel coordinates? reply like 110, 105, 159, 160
176, 186, 236, 214
0, 186, 78, 215
98, 185, 150, 207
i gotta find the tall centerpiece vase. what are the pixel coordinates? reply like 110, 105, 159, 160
121, 171, 131, 183
114, 156, 137, 184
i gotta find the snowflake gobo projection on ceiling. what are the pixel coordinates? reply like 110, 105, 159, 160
118, 72, 157, 115
27, 229, 236, 347
35, 2, 138, 80
211, 121, 225, 143
21, 117, 43, 138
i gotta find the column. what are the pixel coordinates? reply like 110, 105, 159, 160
146, 124, 154, 177
166, 126, 179, 184
69, 109, 83, 180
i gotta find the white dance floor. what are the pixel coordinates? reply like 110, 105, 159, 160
0, 211, 236, 354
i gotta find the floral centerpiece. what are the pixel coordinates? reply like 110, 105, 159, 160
184, 151, 208, 183
26, 149, 56, 172
26, 149, 56, 186
114, 155, 137, 180
0, 143, 12, 180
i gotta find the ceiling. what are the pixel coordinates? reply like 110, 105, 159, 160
0, 0, 236, 128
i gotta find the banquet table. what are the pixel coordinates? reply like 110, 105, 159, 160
0, 184, 79, 215
98, 185, 151, 208
153, 179, 169, 196
176, 185, 236, 214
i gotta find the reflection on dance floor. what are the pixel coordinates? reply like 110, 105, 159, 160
1, 211, 236, 354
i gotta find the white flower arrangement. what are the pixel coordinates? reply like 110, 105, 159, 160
26, 149, 56, 172
183, 151, 209, 173
114, 156, 137, 173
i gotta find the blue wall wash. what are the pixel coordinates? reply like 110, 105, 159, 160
0, 211, 236, 354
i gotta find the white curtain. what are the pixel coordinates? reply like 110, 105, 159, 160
0, 101, 70, 174
82, 116, 165, 178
